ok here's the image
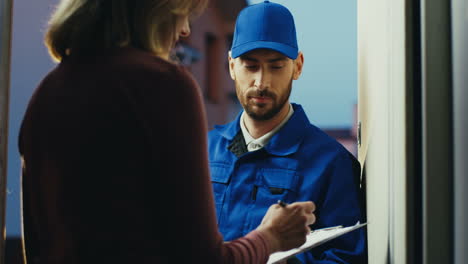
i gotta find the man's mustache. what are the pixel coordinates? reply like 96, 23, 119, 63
247, 90, 276, 99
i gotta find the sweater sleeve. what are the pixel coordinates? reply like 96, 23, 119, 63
135, 64, 271, 264
222, 230, 270, 263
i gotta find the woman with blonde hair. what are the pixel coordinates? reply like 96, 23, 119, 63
19, 1, 315, 263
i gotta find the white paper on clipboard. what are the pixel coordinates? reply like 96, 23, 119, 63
267, 222, 367, 264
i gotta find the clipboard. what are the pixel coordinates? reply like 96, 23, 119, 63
267, 222, 367, 264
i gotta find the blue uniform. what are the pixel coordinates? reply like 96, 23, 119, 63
208, 103, 367, 263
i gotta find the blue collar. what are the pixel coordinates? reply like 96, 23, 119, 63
214, 103, 310, 156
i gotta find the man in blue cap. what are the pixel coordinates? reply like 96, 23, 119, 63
208, 1, 367, 263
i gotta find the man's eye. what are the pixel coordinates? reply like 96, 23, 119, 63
245, 65, 258, 69
271, 65, 284, 69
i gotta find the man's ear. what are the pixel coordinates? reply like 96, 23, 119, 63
228, 51, 236, 80
293, 51, 304, 80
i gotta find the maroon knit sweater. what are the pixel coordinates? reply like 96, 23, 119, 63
18, 47, 270, 264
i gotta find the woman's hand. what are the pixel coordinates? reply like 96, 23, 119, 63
256, 201, 316, 253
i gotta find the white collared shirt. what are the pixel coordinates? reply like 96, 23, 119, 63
240, 104, 294, 152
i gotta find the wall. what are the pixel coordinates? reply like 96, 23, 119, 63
358, 0, 408, 263
452, 0, 467, 263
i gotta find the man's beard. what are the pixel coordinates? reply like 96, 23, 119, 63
237, 80, 292, 121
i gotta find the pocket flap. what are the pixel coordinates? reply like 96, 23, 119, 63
210, 164, 232, 184
260, 169, 298, 191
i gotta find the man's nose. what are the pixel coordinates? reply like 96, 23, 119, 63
253, 70, 270, 90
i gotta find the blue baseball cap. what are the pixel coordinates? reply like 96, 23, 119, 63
231, 1, 298, 59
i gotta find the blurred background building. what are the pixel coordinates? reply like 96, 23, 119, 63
178, 0, 245, 130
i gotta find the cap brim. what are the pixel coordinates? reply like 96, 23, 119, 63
231, 41, 298, 59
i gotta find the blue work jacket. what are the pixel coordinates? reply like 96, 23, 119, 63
208, 103, 367, 263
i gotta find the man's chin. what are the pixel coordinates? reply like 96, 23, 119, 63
247, 105, 267, 113
246, 109, 274, 121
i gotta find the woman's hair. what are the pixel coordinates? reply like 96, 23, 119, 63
45, 0, 208, 61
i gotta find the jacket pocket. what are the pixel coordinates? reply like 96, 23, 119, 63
209, 164, 231, 221
256, 168, 299, 206
244, 169, 299, 233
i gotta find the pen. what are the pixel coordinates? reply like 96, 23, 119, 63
277, 200, 288, 208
